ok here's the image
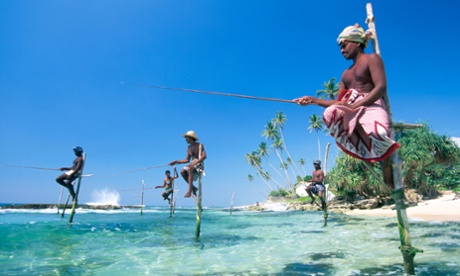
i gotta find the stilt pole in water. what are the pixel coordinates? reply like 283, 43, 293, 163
69, 153, 86, 223
230, 192, 235, 215
195, 143, 204, 240
140, 179, 145, 215
61, 194, 71, 217
170, 169, 178, 218
195, 173, 203, 239
365, 4, 422, 274
57, 187, 64, 214
322, 143, 330, 227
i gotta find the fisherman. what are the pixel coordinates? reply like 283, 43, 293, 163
169, 130, 207, 198
155, 167, 178, 204
56, 146, 84, 201
294, 24, 399, 189
305, 159, 326, 209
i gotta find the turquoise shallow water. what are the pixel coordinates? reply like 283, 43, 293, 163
0, 206, 459, 275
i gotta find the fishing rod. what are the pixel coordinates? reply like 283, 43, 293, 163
1, 164, 60, 171
121, 82, 311, 104
113, 164, 170, 176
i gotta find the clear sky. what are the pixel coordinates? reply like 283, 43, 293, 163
1, 1, 459, 207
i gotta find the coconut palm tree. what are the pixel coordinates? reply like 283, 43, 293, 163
316, 77, 339, 100
308, 114, 324, 160
261, 121, 279, 142
398, 124, 460, 196
258, 142, 287, 183
298, 158, 307, 176
272, 111, 302, 177
245, 151, 273, 191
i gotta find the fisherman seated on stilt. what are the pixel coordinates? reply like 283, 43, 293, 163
305, 159, 326, 209
56, 146, 84, 201
155, 168, 178, 204
294, 24, 400, 190
169, 130, 207, 198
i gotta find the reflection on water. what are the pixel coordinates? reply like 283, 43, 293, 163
0, 207, 459, 275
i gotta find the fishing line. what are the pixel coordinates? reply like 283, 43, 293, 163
121, 82, 307, 104
112, 164, 170, 176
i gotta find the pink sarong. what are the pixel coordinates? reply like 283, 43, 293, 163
322, 89, 400, 162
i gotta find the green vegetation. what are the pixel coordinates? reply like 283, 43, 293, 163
327, 124, 460, 199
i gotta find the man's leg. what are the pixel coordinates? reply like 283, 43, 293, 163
56, 174, 76, 200
318, 190, 325, 209
381, 158, 394, 190
183, 168, 194, 198
305, 185, 316, 204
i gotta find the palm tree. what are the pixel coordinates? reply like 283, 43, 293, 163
316, 77, 339, 100
258, 142, 287, 183
298, 158, 307, 176
261, 121, 279, 142
272, 111, 303, 177
245, 151, 273, 191
308, 114, 324, 160
398, 124, 460, 196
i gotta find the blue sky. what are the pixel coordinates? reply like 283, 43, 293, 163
1, 1, 459, 207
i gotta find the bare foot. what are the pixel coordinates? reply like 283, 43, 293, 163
184, 192, 191, 198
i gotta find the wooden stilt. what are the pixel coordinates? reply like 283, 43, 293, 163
195, 173, 203, 240
57, 187, 64, 214
195, 143, 204, 240
140, 179, 145, 215
69, 153, 86, 223
322, 143, 330, 226
365, 4, 422, 274
61, 194, 71, 217
230, 192, 235, 215
170, 168, 180, 218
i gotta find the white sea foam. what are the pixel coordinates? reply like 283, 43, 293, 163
87, 188, 121, 206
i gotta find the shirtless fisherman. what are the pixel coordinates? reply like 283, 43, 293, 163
294, 24, 399, 189
169, 130, 207, 198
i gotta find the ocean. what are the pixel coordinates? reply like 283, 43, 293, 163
0, 205, 459, 275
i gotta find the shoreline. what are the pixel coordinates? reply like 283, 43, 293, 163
344, 191, 460, 222
248, 190, 460, 222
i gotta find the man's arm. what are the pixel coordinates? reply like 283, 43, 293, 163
169, 150, 191, 165
155, 178, 168, 189
294, 96, 338, 108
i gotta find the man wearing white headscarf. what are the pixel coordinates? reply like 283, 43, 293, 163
294, 24, 399, 189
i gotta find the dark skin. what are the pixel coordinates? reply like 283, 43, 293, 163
155, 167, 178, 204
305, 163, 325, 206
294, 40, 393, 189
169, 136, 207, 198
56, 150, 84, 200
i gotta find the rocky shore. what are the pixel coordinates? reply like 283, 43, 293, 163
244, 190, 459, 218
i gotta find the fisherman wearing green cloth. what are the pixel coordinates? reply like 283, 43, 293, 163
169, 130, 207, 198
155, 167, 178, 204
56, 146, 84, 201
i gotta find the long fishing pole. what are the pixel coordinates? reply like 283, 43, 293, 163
121, 82, 313, 105
113, 164, 170, 176
1, 164, 60, 171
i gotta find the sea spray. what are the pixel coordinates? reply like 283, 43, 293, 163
87, 188, 121, 206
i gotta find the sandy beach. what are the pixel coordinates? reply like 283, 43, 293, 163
345, 191, 460, 222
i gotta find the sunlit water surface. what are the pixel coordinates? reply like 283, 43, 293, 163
1, 206, 459, 275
